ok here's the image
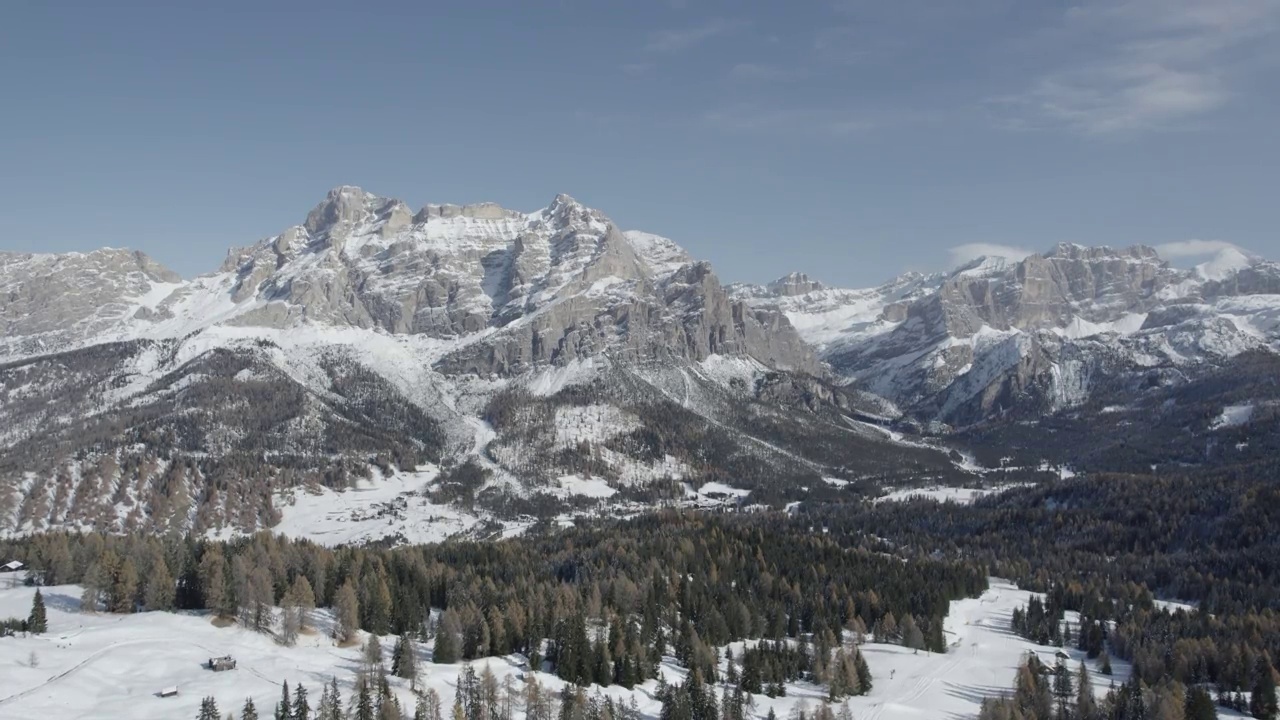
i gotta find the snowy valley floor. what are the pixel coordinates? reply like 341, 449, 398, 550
0, 579, 1164, 720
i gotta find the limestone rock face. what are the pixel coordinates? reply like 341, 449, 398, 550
0, 187, 817, 378
733, 244, 1280, 425
0, 248, 183, 358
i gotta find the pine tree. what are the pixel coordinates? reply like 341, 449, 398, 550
292, 684, 309, 720
1184, 686, 1217, 720
28, 589, 47, 634
352, 675, 375, 720
435, 610, 461, 664
394, 634, 419, 680
317, 678, 342, 720
1251, 658, 1278, 720
1076, 662, 1097, 720
1052, 658, 1073, 714
242, 697, 260, 720
275, 681, 292, 720
199, 696, 222, 720
417, 689, 443, 720
144, 557, 176, 611
854, 650, 873, 694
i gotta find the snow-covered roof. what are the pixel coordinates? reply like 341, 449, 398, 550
2, 560, 23, 570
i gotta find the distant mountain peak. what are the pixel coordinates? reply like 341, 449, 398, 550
767, 272, 825, 297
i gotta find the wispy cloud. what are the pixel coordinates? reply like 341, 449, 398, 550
995, 0, 1280, 134
948, 243, 1036, 267
1155, 239, 1249, 258
728, 63, 801, 82
645, 18, 744, 53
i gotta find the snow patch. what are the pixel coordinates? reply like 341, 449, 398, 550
1211, 403, 1254, 430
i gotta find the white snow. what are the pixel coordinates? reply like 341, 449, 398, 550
876, 484, 1023, 505
268, 467, 498, 546
550, 475, 617, 499
1211, 403, 1255, 430
695, 482, 751, 498
0, 578, 1119, 720
523, 358, 602, 397
1195, 247, 1254, 281
1052, 313, 1148, 340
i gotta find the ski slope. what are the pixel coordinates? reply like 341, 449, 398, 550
0, 579, 1128, 720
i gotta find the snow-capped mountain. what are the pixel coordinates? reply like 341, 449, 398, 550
733, 242, 1280, 427
4, 186, 1279, 540
0, 188, 950, 539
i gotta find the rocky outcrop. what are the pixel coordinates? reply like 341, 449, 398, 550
0, 187, 818, 379
0, 248, 182, 358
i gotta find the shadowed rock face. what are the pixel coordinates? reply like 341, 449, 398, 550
0, 187, 818, 376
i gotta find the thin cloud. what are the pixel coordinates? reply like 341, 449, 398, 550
995, 0, 1280, 134
645, 18, 744, 53
1155, 239, 1249, 258
948, 243, 1036, 267
621, 63, 654, 77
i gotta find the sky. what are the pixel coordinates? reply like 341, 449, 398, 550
1, 0, 1277, 288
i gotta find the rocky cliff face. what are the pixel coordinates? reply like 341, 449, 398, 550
0, 187, 815, 376
0, 187, 846, 537
735, 244, 1280, 427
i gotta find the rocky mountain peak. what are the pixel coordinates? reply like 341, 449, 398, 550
767, 272, 825, 297
304, 185, 382, 236
1042, 242, 1163, 264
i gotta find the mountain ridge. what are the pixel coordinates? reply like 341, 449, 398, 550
3, 186, 1279, 542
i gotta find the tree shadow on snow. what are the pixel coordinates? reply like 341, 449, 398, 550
41, 592, 83, 614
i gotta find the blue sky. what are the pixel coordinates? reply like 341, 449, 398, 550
1, 0, 1277, 287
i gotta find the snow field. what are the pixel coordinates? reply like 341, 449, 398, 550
0, 579, 1108, 720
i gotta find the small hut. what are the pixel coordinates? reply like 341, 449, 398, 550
159, 686, 179, 698
208, 655, 237, 671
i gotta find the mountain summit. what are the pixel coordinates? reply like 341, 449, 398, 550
2, 189, 1278, 541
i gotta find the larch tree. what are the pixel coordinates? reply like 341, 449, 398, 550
333, 581, 360, 644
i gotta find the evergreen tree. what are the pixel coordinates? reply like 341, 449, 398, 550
1052, 658, 1073, 714
352, 675, 375, 720
242, 697, 259, 720
435, 610, 462, 664
394, 634, 419, 680
292, 684, 309, 720
275, 680, 292, 720
317, 678, 343, 720
417, 688, 443, 720
1184, 686, 1216, 720
198, 696, 222, 720
144, 557, 176, 611
1251, 658, 1278, 720
1076, 662, 1097, 720
27, 589, 47, 634
854, 650, 873, 695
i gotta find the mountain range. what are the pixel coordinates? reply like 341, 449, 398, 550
3, 186, 1278, 540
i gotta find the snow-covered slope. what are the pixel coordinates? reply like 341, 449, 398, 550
733, 243, 1280, 426
0, 187, 970, 540
0, 577, 1130, 720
